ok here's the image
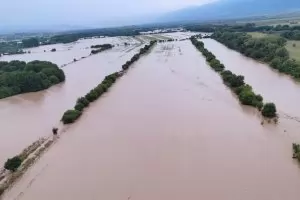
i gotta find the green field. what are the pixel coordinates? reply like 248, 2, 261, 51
248, 32, 269, 38
248, 32, 300, 63
286, 40, 300, 63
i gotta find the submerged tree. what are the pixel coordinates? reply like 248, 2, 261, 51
262, 103, 277, 118
4, 156, 22, 172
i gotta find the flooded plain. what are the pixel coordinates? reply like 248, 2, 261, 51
3, 40, 300, 200
0, 36, 147, 165
203, 39, 300, 140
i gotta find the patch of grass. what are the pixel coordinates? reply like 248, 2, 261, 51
286, 40, 300, 64
248, 32, 269, 38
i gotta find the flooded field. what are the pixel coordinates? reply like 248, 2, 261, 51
3, 40, 300, 200
203, 39, 300, 140
0, 37, 143, 67
0, 36, 148, 166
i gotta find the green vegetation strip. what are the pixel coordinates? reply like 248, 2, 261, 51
212, 31, 300, 80
191, 36, 277, 118
90, 44, 113, 54
61, 40, 157, 124
0, 61, 65, 99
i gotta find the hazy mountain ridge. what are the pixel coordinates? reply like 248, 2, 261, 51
161, 0, 300, 23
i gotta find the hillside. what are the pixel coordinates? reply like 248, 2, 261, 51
160, 0, 300, 23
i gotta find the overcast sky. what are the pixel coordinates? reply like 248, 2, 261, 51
1, 0, 216, 29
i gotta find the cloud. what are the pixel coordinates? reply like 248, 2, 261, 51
1, 0, 215, 27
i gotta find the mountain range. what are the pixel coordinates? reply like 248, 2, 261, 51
161, 0, 300, 23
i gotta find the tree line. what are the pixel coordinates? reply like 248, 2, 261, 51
0, 60, 65, 99
61, 72, 120, 124
122, 41, 156, 70
212, 31, 300, 80
61, 41, 157, 124
191, 37, 277, 118
90, 44, 114, 54
49, 26, 149, 44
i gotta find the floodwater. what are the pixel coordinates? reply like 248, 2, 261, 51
3, 40, 300, 200
0, 37, 142, 67
203, 39, 300, 140
0, 36, 147, 165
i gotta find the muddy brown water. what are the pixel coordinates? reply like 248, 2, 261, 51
203, 39, 300, 140
0, 37, 146, 166
3, 40, 300, 200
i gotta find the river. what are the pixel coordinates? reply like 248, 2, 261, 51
0, 36, 146, 165
3, 40, 300, 200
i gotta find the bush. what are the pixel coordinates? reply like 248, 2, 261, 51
49, 75, 60, 84
75, 102, 85, 112
61, 110, 82, 124
77, 97, 89, 107
293, 143, 300, 161
85, 89, 99, 102
4, 156, 22, 172
262, 103, 277, 118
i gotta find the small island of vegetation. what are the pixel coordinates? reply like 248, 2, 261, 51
0, 60, 65, 99
90, 44, 113, 54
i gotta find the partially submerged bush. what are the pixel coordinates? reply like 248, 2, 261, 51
4, 156, 22, 172
77, 97, 89, 107
52, 127, 58, 135
293, 143, 300, 161
262, 103, 277, 118
61, 110, 82, 124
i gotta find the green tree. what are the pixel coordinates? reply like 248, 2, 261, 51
22, 38, 39, 48
4, 156, 22, 172
61, 110, 82, 124
262, 103, 277, 118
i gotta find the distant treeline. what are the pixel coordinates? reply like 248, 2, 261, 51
0, 37, 51, 55
0, 60, 65, 99
212, 31, 300, 80
184, 23, 300, 41
49, 26, 148, 44
61, 40, 157, 124
191, 36, 277, 118
185, 23, 300, 33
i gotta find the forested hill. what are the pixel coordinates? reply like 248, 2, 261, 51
161, 0, 300, 22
